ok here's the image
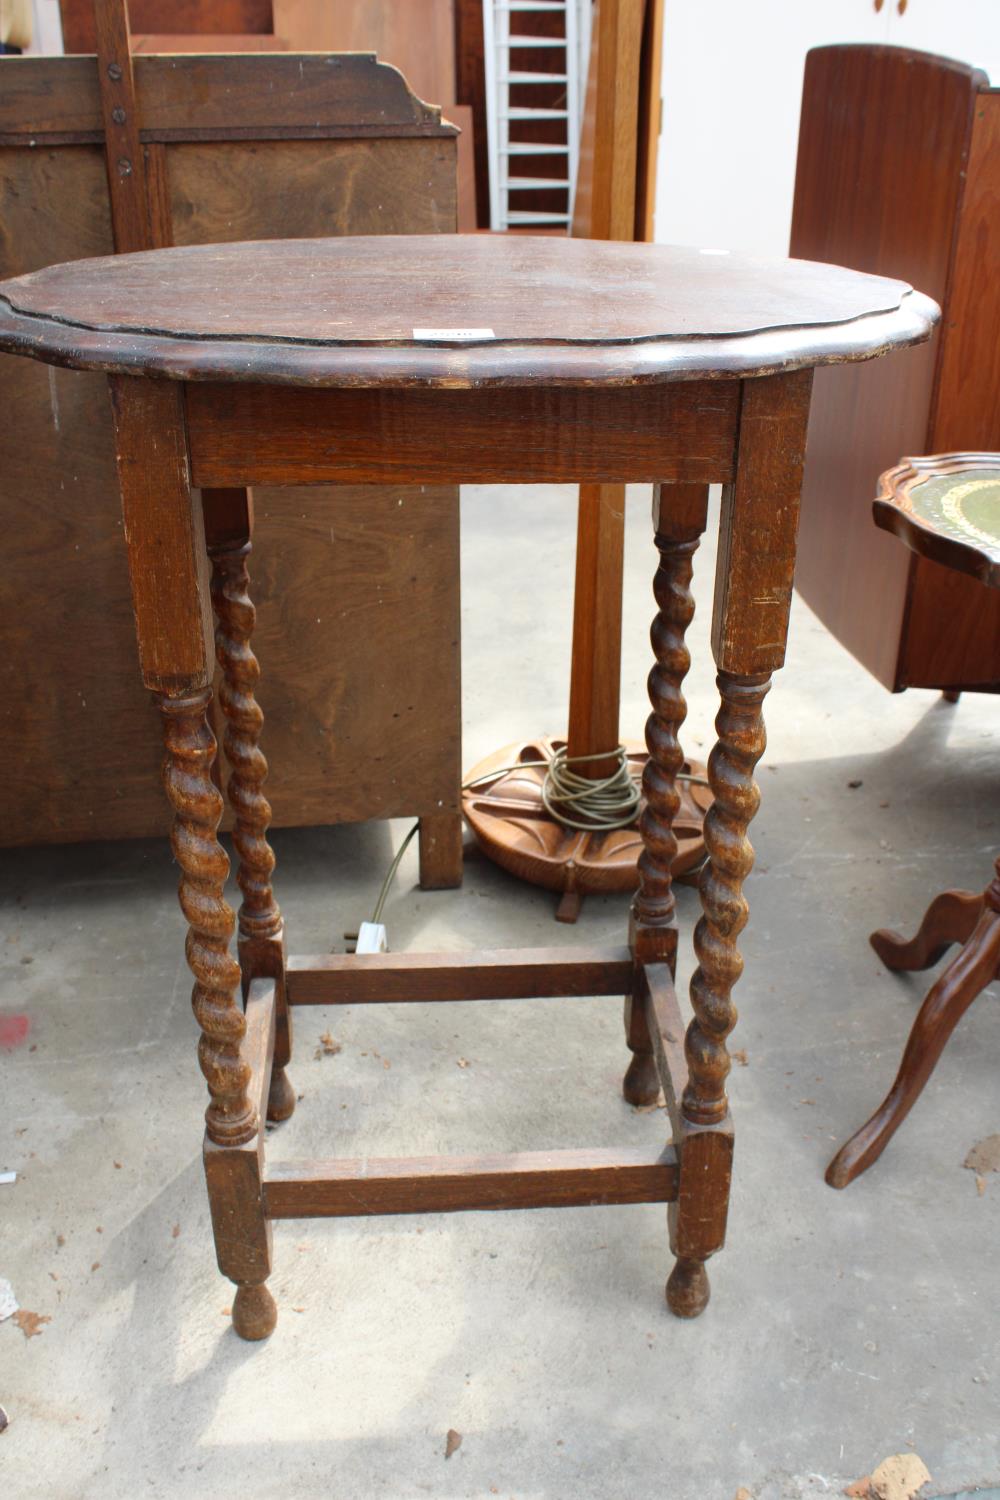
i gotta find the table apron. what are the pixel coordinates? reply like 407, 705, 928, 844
184, 379, 740, 487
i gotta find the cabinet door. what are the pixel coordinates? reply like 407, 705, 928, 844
655, 0, 888, 253
887, 0, 1000, 73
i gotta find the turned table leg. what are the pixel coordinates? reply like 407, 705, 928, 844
206, 488, 294, 1124
110, 383, 278, 1339
665, 371, 812, 1315
627, 483, 707, 1105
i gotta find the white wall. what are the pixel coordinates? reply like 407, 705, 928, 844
654, 0, 1000, 256
26, 0, 63, 54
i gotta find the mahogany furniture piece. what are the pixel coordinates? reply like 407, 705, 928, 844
0, 45, 463, 885
0, 235, 935, 1337
791, 45, 1000, 695
828, 453, 1000, 1188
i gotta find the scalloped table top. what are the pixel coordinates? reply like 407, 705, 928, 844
0, 234, 938, 388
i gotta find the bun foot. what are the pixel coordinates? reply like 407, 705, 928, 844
623, 1050, 661, 1107
232, 1282, 277, 1341
267, 1065, 296, 1123
666, 1257, 710, 1318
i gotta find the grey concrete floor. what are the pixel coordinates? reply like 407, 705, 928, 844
2, 485, 999, 1500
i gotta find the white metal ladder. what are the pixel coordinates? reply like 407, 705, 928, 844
482, 0, 592, 231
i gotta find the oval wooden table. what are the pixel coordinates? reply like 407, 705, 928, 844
0, 235, 937, 1339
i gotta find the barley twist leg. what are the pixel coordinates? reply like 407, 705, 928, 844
625, 532, 699, 1105
666, 672, 768, 1316
210, 540, 294, 1123
159, 689, 257, 1147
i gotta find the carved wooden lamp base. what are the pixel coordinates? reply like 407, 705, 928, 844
463, 737, 712, 922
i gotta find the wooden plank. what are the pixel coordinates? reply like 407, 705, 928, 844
0, 52, 462, 850
633, 0, 664, 243
445, 102, 478, 232
453, 0, 489, 228
790, 45, 985, 691
94, 0, 153, 254
130, 34, 290, 53
900, 90, 1000, 693
567, 0, 653, 779
286, 946, 635, 1005
166, 138, 457, 242
0, 54, 452, 144
264, 1146, 679, 1218
929, 91, 1000, 453
60, 0, 274, 54
566, 482, 625, 775
0, 58, 104, 143
274, 0, 456, 112
186, 381, 740, 488
573, 0, 645, 241
641, 961, 687, 1133
135, 53, 450, 140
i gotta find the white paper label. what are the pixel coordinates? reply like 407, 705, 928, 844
412, 327, 495, 341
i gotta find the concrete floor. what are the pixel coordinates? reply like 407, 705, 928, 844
2, 484, 999, 1500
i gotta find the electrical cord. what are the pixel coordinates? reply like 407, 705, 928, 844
363, 745, 710, 928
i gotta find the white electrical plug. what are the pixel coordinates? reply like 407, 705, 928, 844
354, 921, 388, 954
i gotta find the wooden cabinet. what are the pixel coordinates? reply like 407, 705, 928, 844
791, 44, 1000, 691
0, 53, 462, 853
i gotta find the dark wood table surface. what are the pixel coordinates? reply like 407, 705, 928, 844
0, 235, 938, 1338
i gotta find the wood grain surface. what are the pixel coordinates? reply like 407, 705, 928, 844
274, 0, 456, 110
166, 140, 457, 242
1, 233, 915, 342
0, 236, 935, 389
129, 34, 289, 52
59, 0, 273, 54
0, 53, 451, 145
108, 375, 215, 692
264, 1147, 679, 1218
791, 45, 994, 691
184, 380, 740, 486
0, 54, 462, 848
285, 945, 635, 1005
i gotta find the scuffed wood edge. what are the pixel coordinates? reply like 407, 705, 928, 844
0, 291, 940, 390
0, 52, 456, 144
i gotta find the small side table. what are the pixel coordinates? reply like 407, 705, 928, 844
0, 236, 935, 1337
828, 453, 1000, 1188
